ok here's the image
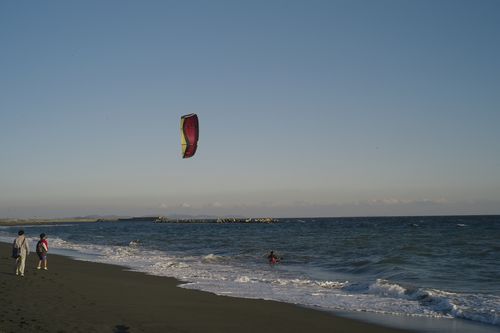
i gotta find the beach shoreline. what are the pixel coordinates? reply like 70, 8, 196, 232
0, 241, 415, 333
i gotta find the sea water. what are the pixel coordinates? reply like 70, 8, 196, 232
1, 216, 499, 332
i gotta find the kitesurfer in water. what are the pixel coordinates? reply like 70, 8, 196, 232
267, 251, 280, 265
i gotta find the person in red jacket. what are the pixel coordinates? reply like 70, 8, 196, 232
36, 233, 49, 270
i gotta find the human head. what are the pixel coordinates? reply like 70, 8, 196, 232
40, 233, 46, 239
18, 230, 24, 236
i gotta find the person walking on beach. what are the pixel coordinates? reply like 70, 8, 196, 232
12, 230, 30, 277
36, 233, 49, 270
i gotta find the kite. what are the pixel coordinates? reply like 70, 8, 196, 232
180, 113, 199, 158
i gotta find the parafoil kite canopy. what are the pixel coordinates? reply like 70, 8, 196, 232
180, 113, 199, 158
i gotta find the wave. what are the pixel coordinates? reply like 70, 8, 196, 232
128, 239, 141, 247
268, 278, 348, 289
365, 279, 500, 325
202, 253, 227, 263
235, 276, 252, 283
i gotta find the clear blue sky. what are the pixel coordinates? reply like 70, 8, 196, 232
1, 0, 499, 218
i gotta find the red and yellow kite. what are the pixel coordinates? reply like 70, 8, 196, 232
180, 114, 199, 158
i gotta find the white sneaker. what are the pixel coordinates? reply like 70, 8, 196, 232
37, 266, 41, 270
20, 274, 24, 277
43, 267, 48, 270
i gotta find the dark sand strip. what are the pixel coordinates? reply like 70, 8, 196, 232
0, 242, 413, 333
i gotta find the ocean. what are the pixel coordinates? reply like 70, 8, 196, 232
1, 215, 499, 332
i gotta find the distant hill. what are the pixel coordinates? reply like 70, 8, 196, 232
166, 213, 247, 220
74, 215, 130, 220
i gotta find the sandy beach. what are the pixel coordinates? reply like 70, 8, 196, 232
0, 242, 414, 333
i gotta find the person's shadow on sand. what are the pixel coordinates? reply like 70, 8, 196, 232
113, 325, 130, 333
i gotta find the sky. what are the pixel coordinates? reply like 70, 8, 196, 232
1, 0, 499, 218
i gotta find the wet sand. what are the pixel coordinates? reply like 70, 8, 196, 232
0, 242, 414, 333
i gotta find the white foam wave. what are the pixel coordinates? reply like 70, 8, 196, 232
318, 280, 349, 289
365, 279, 500, 325
129, 239, 141, 247
202, 253, 226, 263
235, 276, 252, 283
369, 279, 408, 298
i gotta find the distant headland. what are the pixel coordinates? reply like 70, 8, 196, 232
0, 215, 278, 226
